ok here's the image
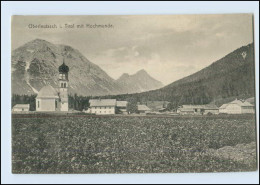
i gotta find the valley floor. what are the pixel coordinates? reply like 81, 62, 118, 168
12, 114, 257, 173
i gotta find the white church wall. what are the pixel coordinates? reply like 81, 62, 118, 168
36, 98, 56, 111
60, 102, 69, 111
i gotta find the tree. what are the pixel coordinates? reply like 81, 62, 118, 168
126, 97, 138, 114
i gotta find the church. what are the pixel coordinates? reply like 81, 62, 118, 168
36, 61, 69, 112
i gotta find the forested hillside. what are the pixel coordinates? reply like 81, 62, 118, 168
101, 43, 255, 108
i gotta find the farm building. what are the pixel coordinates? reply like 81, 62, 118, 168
36, 61, 69, 112
219, 99, 254, 114
12, 104, 30, 112
177, 104, 219, 115
137, 104, 151, 114
116, 101, 128, 114
89, 99, 117, 115
203, 104, 219, 114
145, 101, 170, 112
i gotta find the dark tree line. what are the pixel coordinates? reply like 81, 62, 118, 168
68, 94, 90, 111
12, 94, 37, 111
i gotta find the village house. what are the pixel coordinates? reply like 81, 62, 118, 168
177, 104, 219, 115
89, 99, 117, 115
12, 104, 30, 112
219, 99, 254, 114
116, 101, 128, 114
36, 61, 69, 112
137, 104, 151, 114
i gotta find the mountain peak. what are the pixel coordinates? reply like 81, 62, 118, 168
32, 38, 47, 42
136, 69, 147, 75
121, 73, 130, 77
116, 69, 164, 93
28, 38, 53, 45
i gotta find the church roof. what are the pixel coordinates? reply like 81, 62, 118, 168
36, 85, 59, 99
59, 61, 69, 73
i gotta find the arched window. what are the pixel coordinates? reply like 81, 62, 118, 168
64, 83, 66, 88
61, 83, 63, 88
38, 101, 40, 108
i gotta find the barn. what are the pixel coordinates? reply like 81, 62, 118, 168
177, 104, 219, 115
12, 104, 30, 112
219, 99, 254, 114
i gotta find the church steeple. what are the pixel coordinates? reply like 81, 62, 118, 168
58, 58, 69, 111
59, 58, 69, 81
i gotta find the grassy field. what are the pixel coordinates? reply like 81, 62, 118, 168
12, 114, 257, 173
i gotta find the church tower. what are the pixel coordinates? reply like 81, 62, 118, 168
58, 59, 69, 111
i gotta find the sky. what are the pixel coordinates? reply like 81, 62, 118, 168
12, 14, 254, 85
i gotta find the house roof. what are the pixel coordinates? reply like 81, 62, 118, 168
36, 85, 59, 99
13, 104, 30, 109
220, 99, 254, 108
246, 97, 255, 105
116, 101, 128, 107
182, 105, 204, 109
230, 99, 254, 107
178, 108, 194, 112
181, 104, 218, 109
241, 101, 254, 106
202, 104, 219, 109
219, 104, 228, 109
138, 104, 151, 111
89, 99, 116, 107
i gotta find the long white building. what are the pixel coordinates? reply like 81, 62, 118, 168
88, 99, 117, 115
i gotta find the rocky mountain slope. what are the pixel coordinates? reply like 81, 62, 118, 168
11, 39, 163, 96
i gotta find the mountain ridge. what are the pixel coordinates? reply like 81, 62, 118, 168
11, 39, 164, 96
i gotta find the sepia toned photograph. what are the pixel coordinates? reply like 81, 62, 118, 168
11, 14, 257, 174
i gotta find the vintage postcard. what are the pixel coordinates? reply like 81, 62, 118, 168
11, 14, 257, 174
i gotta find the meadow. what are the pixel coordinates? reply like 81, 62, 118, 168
12, 114, 257, 173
